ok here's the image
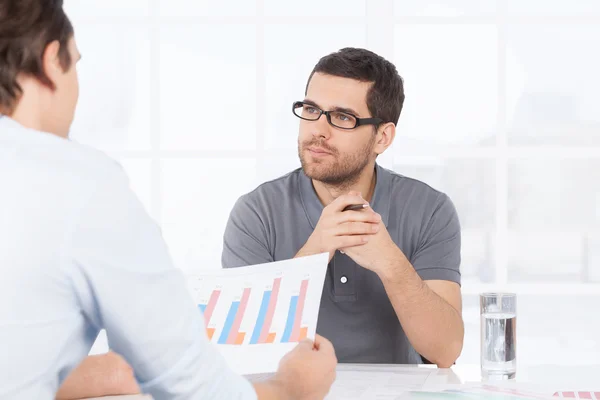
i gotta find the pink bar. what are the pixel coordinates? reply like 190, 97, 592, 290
593, 393, 600, 400
579, 392, 592, 399
258, 278, 282, 343
563, 393, 575, 398
203, 290, 221, 327
227, 288, 252, 344
289, 280, 309, 342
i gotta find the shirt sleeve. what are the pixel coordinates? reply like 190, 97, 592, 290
66, 170, 257, 400
222, 194, 274, 268
410, 193, 462, 285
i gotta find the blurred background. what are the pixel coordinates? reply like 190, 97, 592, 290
63, 0, 600, 367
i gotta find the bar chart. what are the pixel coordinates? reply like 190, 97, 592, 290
186, 253, 329, 375
192, 277, 312, 345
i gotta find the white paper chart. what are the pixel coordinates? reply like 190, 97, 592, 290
187, 253, 329, 375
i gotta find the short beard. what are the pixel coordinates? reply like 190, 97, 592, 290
298, 136, 376, 188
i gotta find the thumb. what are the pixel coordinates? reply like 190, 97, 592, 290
297, 338, 315, 350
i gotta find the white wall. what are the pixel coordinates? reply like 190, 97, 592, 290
64, 0, 600, 366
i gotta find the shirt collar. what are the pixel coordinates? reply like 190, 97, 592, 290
0, 115, 67, 145
298, 163, 392, 230
0, 115, 20, 137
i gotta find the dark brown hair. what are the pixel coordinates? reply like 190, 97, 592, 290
0, 0, 74, 114
306, 47, 405, 125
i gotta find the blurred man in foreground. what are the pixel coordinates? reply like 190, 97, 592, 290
0, 1, 337, 398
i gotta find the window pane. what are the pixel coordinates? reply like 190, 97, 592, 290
64, 0, 149, 18
265, 0, 366, 17
159, 0, 256, 17
507, 0, 600, 15
69, 25, 151, 151
159, 25, 256, 151
264, 24, 366, 151
518, 295, 600, 365
160, 159, 257, 272
509, 160, 600, 230
508, 231, 584, 282
393, 25, 498, 151
257, 152, 302, 185
508, 160, 600, 282
507, 25, 600, 146
394, 0, 496, 16
589, 234, 600, 283
392, 159, 496, 283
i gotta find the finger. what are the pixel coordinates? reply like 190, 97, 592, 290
336, 210, 381, 225
313, 335, 336, 356
336, 221, 379, 236
335, 235, 370, 249
297, 338, 315, 351
329, 194, 368, 212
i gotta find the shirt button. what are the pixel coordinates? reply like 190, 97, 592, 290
340, 276, 348, 284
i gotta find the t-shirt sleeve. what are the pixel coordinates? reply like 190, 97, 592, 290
222, 194, 274, 268
410, 193, 462, 285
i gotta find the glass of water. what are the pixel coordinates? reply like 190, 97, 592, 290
480, 293, 517, 380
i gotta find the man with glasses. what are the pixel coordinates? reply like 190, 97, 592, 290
223, 48, 464, 367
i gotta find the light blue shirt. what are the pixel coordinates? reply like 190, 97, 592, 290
0, 116, 256, 400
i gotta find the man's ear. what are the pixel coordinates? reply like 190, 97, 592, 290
374, 122, 396, 156
42, 40, 63, 87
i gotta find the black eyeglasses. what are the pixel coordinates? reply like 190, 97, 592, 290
292, 101, 383, 130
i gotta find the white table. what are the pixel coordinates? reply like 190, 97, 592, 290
83, 364, 600, 399
327, 364, 600, 399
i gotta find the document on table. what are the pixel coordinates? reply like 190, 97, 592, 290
324, 366, 558, 400
186, 253, 329, 375
325, 366, 438, 400
396, 386, 557, 400
553, 393, 600, 399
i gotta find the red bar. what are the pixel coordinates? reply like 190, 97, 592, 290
258, 278, 282, 343
563, 393, 575, 398
227, 288, 252, 344
593, 393, 600, 400
203, 290, 221, 327
579, 392, 592, 399
290, 280, 309, 342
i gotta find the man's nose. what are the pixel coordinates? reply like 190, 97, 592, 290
311, 112, 332, 140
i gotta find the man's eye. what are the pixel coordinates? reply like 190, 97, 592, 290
333, 112, 352, 121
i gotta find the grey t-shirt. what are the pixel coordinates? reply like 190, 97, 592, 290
222, 164, 461, 364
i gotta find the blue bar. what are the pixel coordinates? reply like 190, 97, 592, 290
250, 291, 271, 344
198, 304, 207, 313
218, 302, 240, 344
281, 296, 298, 343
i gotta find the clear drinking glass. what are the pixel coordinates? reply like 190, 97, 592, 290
480, 293, 517, 380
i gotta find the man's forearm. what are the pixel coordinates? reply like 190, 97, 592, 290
56, 352, 140, 400
377, 254, 464, 368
